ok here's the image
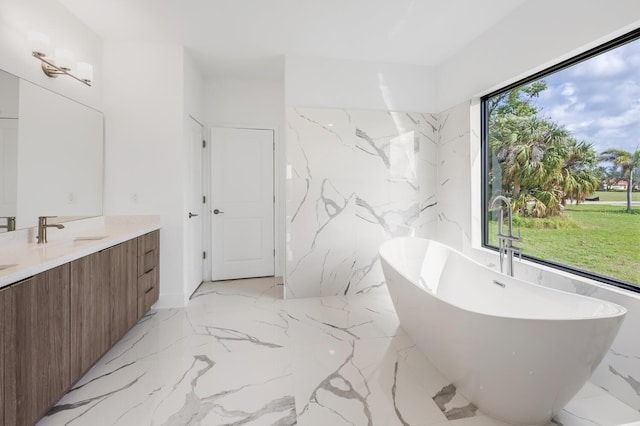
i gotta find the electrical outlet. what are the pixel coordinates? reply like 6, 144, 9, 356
132, 192, 138, 203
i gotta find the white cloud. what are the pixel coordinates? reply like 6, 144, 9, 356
597, 102, 640, 129
529, 37, 640, 154
571, 49, 629, 78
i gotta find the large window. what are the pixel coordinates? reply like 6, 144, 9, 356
482, 29, 640, 291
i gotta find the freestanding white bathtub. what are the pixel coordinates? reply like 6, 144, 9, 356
379, 237, 626, 426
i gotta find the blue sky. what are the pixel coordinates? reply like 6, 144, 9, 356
533, 37, 640, 155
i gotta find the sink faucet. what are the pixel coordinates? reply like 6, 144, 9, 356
0, 216, 16, 232
489, 196, 522, 277
37, 216, 65, 244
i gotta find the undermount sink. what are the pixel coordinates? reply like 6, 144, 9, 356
36, 236, 109, 249
73, 236, 108, 242
0, 264, 17, 271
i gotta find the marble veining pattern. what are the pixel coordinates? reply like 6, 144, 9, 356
39, 278, 640, 426
286, 107, 439, 298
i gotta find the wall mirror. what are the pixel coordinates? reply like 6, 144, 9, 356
0, 68, 103, 233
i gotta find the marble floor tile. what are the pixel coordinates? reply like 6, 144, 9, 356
291, 335, 476, 426
189, 277, 283, 313
554, 393, 640, 426
40, 348, 295, 426
38, 277, 640, 426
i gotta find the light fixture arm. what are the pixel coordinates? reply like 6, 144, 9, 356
32, 51, 91, 86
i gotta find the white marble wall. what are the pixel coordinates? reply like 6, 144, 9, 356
436, 101, 473, 252
438, 100, 640, 412
286, 107, 438, 297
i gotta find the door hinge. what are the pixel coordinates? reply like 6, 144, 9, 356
273, 141, 275, 151
273, 249, 275, 256
203, 195, 206, 204
202, 140, 206, 148
273, 195, 276, 203
203, 251, 206, 259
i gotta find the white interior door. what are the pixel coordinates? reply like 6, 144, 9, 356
211, 127, 274, 280
185, 117, 204, 297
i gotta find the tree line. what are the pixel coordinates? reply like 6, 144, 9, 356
488, 81, 639, 215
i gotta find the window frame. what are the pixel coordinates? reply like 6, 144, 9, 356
480, 27, 640, 294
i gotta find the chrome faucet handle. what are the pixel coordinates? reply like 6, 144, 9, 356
37, 217, 47, 244
513, 245, 522, 260
37, 216, 64, 244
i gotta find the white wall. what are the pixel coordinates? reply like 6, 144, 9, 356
0, 0, 103, 110
437, 0, 640, 110
0, 70, 19, 117
286, 107, 438, 297
103, 42, 186, 307
204, 78, 286, 277
205, 78, 284, 127
283, 56, 439, 297
286, 55, 437, 112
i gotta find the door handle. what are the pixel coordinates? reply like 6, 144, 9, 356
188, 212, 199, 218
213, 209, 224, 215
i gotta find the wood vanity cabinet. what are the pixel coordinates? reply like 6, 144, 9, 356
137, 230, 159, 318
1, 230, 159, 425
106, 239, 138, 345
70, 238, 141, 377
0, 286, 8, 426
70, 250, 110, 378
3, 264, 71, 426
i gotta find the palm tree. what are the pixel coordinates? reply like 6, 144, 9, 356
490, 114, 570, 217
557, 140, 600, 205
600, 147, 640, 213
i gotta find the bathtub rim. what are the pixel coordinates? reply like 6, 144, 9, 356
379, 237, 628, 321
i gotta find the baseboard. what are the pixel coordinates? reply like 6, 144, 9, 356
154, 292, 186, 309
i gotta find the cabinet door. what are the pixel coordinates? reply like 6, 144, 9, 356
70, 251, 109, 378
4, 264, 71, 426
105, 239, 138, 345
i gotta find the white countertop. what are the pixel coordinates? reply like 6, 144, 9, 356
0, 215, 160, 288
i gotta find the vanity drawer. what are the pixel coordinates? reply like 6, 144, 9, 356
137, 230, 159, 256
137, 247, 158, 276
136, 230, 160, 318
137, 267, 159, 316
138, 267, 158, 298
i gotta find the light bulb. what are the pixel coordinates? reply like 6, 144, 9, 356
77, 62, 93, 82
27, 31, 50, 57
54, 48, 73, 71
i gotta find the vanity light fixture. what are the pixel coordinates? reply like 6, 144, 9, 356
28, 32, 92, 86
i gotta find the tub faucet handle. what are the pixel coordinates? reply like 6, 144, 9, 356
514, 245, 522, 260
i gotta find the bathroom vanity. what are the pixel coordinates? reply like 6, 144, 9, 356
0, 216, 159, 426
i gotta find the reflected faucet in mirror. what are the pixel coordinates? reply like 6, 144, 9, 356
0, 217, 16, 232
37, 216, 65, 244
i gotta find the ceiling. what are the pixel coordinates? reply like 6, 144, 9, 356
57, 0, 528, 79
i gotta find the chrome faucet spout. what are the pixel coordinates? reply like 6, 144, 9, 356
37, 216, 65, 244
489, 196, 521, 277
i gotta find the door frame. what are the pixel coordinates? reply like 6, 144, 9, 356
204, 123, 283, 282
186, 115, 205, 299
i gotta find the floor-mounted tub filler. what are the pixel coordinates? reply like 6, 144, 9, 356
379, 237, 627, 426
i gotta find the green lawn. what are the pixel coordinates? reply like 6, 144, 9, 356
591, 190, 640, 202
489, 204, 640, 286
